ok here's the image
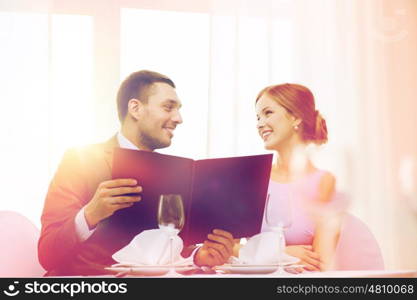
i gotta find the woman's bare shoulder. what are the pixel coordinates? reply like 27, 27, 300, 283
317, 170, 336, 203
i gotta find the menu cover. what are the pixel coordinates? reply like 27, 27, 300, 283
94, 148, 272, 253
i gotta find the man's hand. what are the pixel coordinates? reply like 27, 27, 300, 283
194, 229, 234, 267
84, 179, 142, 228
285, 245, 322, 271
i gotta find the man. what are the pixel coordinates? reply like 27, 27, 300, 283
38, 70, 234, 275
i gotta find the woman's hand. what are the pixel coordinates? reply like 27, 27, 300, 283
285, 245, 322, 271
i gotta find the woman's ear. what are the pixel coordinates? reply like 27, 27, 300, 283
127, 98, 142, 120
292, 116, 302, 127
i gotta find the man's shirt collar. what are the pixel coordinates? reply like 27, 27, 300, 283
117, 131, 140, 150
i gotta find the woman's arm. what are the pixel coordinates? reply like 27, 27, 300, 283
311, 172, 342, 271
285, 245, 321, 271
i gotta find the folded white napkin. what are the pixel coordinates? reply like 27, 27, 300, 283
112, 227, 185, 265
237, 232, 297, 265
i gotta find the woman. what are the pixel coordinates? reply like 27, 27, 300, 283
255, 83, 342, 271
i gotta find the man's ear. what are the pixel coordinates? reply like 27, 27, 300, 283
127, 98, 144, 120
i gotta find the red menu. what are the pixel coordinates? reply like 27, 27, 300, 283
93, 148, 272, 253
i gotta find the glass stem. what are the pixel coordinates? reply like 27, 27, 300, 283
278, 227, 285, 274
170, 236, 173, 266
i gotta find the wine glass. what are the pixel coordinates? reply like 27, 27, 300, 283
157, 194, 185, 274
264, 189, 293, 274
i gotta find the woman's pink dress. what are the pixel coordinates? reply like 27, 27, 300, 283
261, 170, 384, 270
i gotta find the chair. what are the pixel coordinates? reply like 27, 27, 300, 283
333, 213, 384, 270
0, 211, 45, 277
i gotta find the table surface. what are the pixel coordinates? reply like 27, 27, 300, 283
110, 269, 417, 278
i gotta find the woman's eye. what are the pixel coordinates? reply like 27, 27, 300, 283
265, 110, 272, 116
164, 105, 173, 111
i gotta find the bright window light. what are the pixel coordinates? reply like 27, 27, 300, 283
208, 15, 237, 158
121, 8, 210, 159
0, 12, 49, 227
50, 14, 94, 171
236, 16, 270, 156
0, 12, 93, 227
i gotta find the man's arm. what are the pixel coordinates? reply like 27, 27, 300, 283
38, 149, 90, 271
194, 229, 235, 267
83, 179, 141, 228
38, 149, 141, 272
74, 207, 96, 242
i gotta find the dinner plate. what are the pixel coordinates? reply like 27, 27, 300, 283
105, 264, 196, 276
106, 266, 169, 276
214, 257, 300, 274
215, 264, 279, 274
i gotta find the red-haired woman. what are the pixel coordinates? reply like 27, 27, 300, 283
255, 83, 342, 271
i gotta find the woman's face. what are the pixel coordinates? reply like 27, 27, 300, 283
255, 94, 298, 150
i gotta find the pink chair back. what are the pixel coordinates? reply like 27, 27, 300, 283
0, 211, 45, 277
334, 213, 384, 270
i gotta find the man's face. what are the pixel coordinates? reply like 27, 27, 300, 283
136, 82, 183, 150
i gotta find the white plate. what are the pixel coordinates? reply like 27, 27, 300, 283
215, 264, 279, 274
106, 266, 169, 276
105, 264, 196, 276
215, 257, 300, 274
229, 254, 299, 266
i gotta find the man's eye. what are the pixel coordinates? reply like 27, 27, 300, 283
164, 105, 174, 111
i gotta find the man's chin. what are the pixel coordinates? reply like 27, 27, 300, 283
153, 138, 172, 150
139, 133, 172, 150
161, 140, 171, 148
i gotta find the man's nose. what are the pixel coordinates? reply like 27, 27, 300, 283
172, 110, 183, 124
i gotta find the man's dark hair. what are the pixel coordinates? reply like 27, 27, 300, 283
116, 70, 175, 122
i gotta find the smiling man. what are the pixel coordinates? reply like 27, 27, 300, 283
38, 70, 234, 276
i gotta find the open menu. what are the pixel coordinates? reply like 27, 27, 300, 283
93, 148, 272, 254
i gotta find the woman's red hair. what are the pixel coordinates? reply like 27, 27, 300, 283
256, 83, 328, 145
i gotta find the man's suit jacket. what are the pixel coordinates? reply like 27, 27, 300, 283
39, 136, 198, 276
38, 136, 119, 276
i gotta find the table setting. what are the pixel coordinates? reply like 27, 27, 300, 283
103, 193, 308, 278
105, 230, 303, 277
101, 193, 416, 278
